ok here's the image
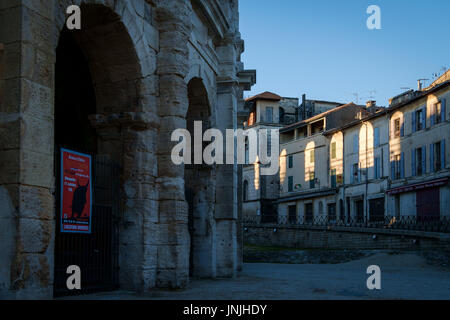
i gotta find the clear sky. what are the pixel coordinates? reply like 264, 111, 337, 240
239, 0, 450, 107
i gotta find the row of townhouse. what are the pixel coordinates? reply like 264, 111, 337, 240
276, 72, 449, 225
241, 91, 343, 221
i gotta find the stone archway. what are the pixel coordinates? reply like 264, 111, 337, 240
185, 77, 216, 278
51, 2, 159, 294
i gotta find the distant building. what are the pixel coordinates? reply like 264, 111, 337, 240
298, 94, 344, 121
277, 103, 371, 223
386, 72, 449, 221
271, 70, 449, 226
242, 92, 298, 223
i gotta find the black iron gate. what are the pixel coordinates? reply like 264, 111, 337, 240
54, 154, 121, 297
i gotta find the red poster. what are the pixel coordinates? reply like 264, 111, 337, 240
60, 148, 92, 233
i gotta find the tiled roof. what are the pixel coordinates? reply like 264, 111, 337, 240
245, 91, 282, 102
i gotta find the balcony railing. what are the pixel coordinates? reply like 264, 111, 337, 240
243, 214, 450, 233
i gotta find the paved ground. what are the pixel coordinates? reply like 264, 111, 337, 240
64, 252, 450, 300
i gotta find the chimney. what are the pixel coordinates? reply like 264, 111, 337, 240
302, 94, 306, 121
366, 100, 376, 108
417, 80, 422, 91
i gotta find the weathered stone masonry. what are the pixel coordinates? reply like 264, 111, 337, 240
0, 0, 255, 298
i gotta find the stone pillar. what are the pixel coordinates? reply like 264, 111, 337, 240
90, 107, 160, 292
121, 125, 159, 291
155, 0, 192, 288
215, 84, 238, 277
0, 1, 55, 299
215, 34, 240, 275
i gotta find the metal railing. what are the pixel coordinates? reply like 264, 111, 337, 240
243, 214, 450, 233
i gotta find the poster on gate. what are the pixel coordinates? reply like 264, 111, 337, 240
60, 148, 92, 234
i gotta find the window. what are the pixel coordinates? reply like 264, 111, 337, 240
374, 127, 380, 147
288, 176, 294, 192
309, 172, 315, 189
434, 141, 441, 171
391, 153, 404, 180
430, 100, 446, 126
330, 169, 337, 188
331, 142, 336, 159
288, 155, 293, 169
266, 107, 273, 123
430, 140, 445, 172
310, 149, 315, 163
416, 110, 423, 131
267, 130, 272, 156
394, 119, 401, 138
353, 134, 359, 153
434, 102, 442, 125
413, 108, 425, 132
243, 180, 249, 201
412, 147, 426, 176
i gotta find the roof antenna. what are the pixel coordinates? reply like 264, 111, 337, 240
417, 79, 429, 91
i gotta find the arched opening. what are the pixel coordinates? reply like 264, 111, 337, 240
243, 180, 249, 201
53, 4, 146, 296
185, 78, 215, 278
55, 29, 97, 153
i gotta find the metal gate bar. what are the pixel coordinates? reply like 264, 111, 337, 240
54, 153, 121, 297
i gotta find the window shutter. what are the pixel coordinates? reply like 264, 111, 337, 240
411, 149, 416, 176
441, 139, 446, 170
374, 157, 378, 179
374, 127, 379, 147
430, 143, 434, 172
400, 122, 404, 137
421, 146, 426, 174
400, 152, 405, 179
377, 157, 381, 178
391, 160, 395, 180
421, 108, 426, 129
442, 99, 446, 122
412, 112, 416, 133
351, 165, 354, 183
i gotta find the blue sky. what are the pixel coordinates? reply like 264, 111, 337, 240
239, 0, 450, 106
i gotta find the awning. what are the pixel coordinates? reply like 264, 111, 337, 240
386, 177, 448, 195
276, 188, 337, 203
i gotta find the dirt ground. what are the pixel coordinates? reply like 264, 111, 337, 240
62, 249, 450, 300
